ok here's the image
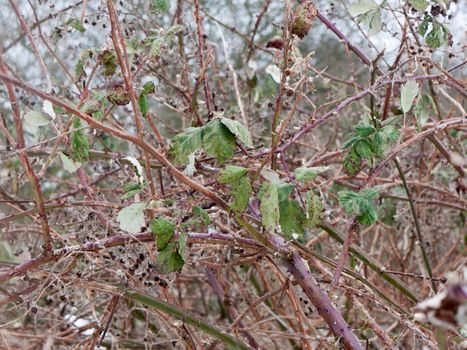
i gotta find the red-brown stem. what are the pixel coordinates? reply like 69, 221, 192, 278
0, 72, 229, 211
289, 252, 363, 350
193, 0, 213, 114
330, 219, 358, 291
0, 55, 53, 254
0, 232, 260, 282
316, 10, 380, 75
107, 0, 156, 199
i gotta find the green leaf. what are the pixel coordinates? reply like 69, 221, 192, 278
259, 182, 280, 231
100, 50, 117, 76
230, 176, 252, 213
357, 206, 377, 225
71, 118, 90, 162
418, 16, 430, 36
75, 57, 85, 80
150, 218, 175, 251
67, 18, 86, 33
219, 166, 248, 184
139, 93, 148, 116
156, 242, 184, 274
304, 191, 323, 229
59, 152, 82, 173
170, 127, 203, 165
348, 0, 379, 17
121, 182, 143, 200
338, 191, 361, 215
202, 119, 236, 164
400, 80, 419, 114
142, 81, 155, 95
152, 0, 170, 12
338, 189, 379, 226
426, 22, 449, 48
360, 188, 379, 201
192, 206, 212, 226
355, 124, 376, 138
294, 166, 330, 182
343, 136, 360, 149
343, 148, 363, 176
219, 117, 253, 148
277, 183, 294, 203
279, 200, 305, 239
410, 0, 428, 11
382, 125, 400, 141
355, 139, 374, 160
118, 202, 147, 234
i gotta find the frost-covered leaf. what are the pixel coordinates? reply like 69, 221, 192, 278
220, 166, 251, 213
219, 117, 253, 148
304, 191, 323, 229
259, 182, 280, 231
117, 202, 147, 234
414, 93, 435, 129
260, 168, 281, 184
348, 1, 379, 17
124, 156, 144, 184
150, 218, 175, 251
43, 100, 57, 120
265, 64, 281, 84
230, 176, 252, 213
368, 10, 382, 35
24, 110, 50, 128
184, 153, 197, 176
59, 152, 82, 173
294, 166, 330, 182
401, 80, 419, 114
